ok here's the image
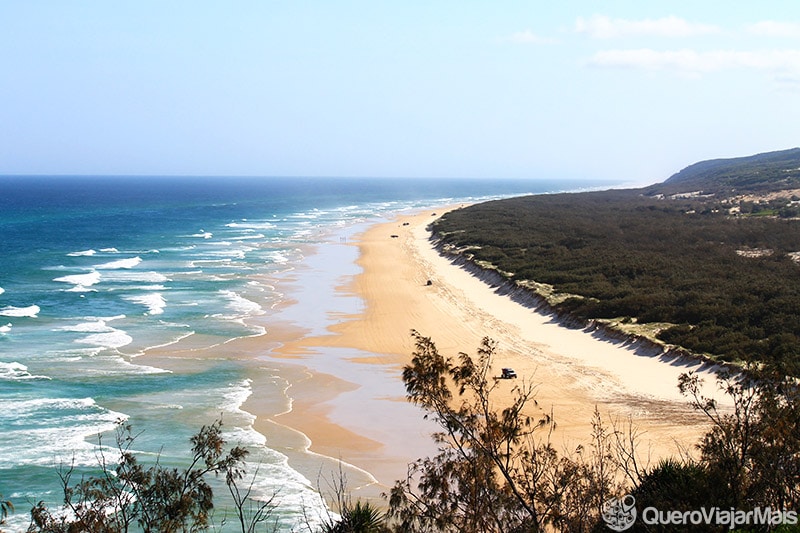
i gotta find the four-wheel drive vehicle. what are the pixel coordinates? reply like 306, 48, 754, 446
501, 368, 517, 379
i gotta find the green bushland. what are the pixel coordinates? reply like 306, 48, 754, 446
431, 189, 800, 375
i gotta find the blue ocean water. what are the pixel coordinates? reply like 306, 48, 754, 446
0, 175, 608, 530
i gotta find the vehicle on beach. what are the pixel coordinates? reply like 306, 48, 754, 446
501, 368, 517, 379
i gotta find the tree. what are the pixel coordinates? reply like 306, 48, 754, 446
224, 462, 281, 533
27, 418, 251, 533
678, 368, 800, 511
387, 331, 623, 532
628, 458, 715, 532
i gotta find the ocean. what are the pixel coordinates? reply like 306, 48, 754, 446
0, 175, 607, 531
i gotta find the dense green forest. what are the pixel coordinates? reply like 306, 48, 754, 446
431, 149, 800, 375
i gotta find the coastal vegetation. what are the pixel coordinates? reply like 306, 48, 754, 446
25, 419, 254, 533
388, 332, 800, 532
15, 418, 384, 533
430, 148, 800, 375
387, 331, 622, 532
13, 333, 800, 532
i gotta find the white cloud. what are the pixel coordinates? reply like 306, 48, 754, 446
747, 21, 800, 38
576, 15, 721, 39
588, 48, 800, 74
508, 30, 557, 45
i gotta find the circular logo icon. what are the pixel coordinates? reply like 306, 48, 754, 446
602, 494, 637, 531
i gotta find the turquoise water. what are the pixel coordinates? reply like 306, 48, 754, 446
0, 176, 608, 530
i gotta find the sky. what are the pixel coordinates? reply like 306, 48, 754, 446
1, 1, 799, 185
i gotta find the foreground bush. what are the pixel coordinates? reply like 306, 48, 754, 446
27, 419, 250, 533
14, 335, 800, 532
387, 331, 627, 532
389, 333, 800, 532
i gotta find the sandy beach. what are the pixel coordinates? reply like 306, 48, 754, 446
244, 205, 723, 504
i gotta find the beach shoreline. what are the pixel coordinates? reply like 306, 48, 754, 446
245, 205, 721, 506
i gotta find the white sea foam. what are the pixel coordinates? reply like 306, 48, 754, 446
230, 233, 266, 241
67, 249, 97, 257
75, 327, 133, 349
0, 323, 10, 334
288, 209, 323, 220
264, 250, 290, 264
0, 361, 51, 380
247, 324, 267, 337
53, 349, 169, 372
217, 379, 265, 447
191, 230, 213, 239
53, 270, 102, 291
111, 357, 171, 374
237, 450, 331, 531
99, 247, 119, 253
7, 396, 95, 413
225, 425, 267, 448
95, 256, 142, 269
55, 316, 125, 334
141, 330, 195, 352
70, 285, 97, 293
221, 378, 254, 415
219, 290, 264, 317
101, 271, 169, 283
124, 293, 166, 315
0, 305, 40, 317
0, 397, 127, 468
206, 249, 247, 259
226, 221, 275, 230
0, 287, 4, 295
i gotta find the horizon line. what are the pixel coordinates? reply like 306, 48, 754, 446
0, 173, 616, 181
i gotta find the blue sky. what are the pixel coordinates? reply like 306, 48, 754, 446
1, 1, 799, 184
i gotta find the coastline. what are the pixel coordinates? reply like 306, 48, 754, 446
3, 180, 658, 529
249, 205, 722, 504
